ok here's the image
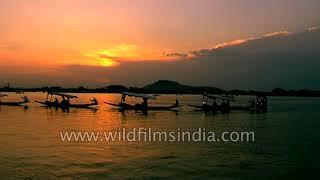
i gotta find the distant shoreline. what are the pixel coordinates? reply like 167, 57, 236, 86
1, 80, 320, 97
1, 89, 320, 98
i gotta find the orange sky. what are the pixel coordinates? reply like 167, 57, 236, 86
1, 0, 320, 68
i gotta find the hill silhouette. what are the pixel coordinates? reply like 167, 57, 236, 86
142, 80, 224, 94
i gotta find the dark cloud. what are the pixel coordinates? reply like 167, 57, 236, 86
110, 28, 320, 90
165, 52, 188, 58
191, 49, 213, 57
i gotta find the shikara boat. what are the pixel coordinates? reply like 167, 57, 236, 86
228, 95, 268, 113
0, 94, 29, 106
105, 92, 180, 112
35, 92, 98, 109
189, 93, 268, 113
188, 93, 234, 113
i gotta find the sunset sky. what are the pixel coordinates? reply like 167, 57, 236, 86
1, 0, 320, 89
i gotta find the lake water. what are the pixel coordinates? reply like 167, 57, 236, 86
0, 92, 319, 179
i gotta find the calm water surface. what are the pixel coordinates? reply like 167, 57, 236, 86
0, 93, 319, 179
